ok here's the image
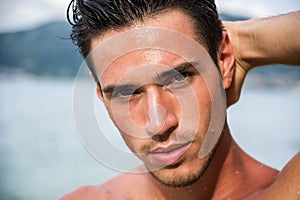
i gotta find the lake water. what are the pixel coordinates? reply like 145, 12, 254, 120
0, 75, 299, 200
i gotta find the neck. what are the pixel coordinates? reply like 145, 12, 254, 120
145, 124, 258, 200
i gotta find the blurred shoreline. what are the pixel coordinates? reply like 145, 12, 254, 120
1, 72, 299, 200
1, 66, 300, 91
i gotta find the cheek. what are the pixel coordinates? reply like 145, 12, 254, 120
105, 103, 147, 152
196, 87, 211, 113
105, 100, 142, 138
192, 77, 212, 129
194, 76, 211, 109
119, 132, 137, 152
117, 131, 154, 156
128, 100, 145, 126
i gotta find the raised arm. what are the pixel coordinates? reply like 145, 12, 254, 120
224, 11, 300, 106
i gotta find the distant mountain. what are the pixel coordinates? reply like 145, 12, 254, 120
0, 15, 299, 87
0, 21, 82, 76
220, 13, 248, 21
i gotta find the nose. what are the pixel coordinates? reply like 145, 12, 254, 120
145, 104, 167, 134
144, 86, 178, 138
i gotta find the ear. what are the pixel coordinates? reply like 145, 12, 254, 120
218, 31, 235, 90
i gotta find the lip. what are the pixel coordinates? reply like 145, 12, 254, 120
149, 142, 191, 166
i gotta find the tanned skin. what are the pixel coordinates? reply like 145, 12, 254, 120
61, 11, 300, 200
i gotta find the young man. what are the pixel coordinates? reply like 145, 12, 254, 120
62, 0, 300, 199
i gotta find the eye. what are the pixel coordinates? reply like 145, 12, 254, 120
112, 87, 142, 100
166, 71, 194, 88
173, 72, 193, 82
112, 89, 132, 98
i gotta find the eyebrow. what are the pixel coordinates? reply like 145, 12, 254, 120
155, 61, 198, 81
102, 61, 199, 95
102, 84, 135, 94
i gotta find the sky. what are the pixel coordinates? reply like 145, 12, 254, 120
0, 0, 299, 33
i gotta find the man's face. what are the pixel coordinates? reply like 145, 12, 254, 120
90, 10, 222, 187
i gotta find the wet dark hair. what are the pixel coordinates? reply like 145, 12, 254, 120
67, 0, 222, 74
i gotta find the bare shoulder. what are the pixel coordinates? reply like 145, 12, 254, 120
59, 172, 147, 200
245, 151, 300, 200
59, 185, 111, 200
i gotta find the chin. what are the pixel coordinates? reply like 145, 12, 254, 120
148, 155, 211, 188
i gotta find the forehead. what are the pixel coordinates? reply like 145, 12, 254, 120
101, 49, 187, 86
89, 10, 208, 86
